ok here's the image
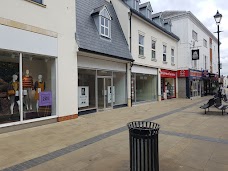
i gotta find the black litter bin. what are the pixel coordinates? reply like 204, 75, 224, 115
127, 121, 160, 171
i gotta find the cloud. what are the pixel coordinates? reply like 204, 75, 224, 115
141, 0, 228, 75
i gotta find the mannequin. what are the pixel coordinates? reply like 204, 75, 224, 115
34, 75, 45, 112
8, 74, 20, 115
22, 69, 33, 110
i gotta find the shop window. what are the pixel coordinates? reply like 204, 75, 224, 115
78, 69, 96, 111
0, 54, 20, 124
113, 72, 127, 106
134, 73, 157, 102
163, 45, 167, 61
22, 56, 56, 120
139, 34, 144, 56
0, 51, 56, 125
151, 40, 156, 60
171, 48, 174, 64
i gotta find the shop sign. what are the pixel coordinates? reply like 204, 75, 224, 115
78, 86, 89, 108
192, 49, 199, 60
189, 70, 202, 79
39, 91, 52, 106
177, 70, 189, 77
202, 70, 209, 77
161, 69, 176, 78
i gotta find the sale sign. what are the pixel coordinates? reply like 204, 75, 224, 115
39, 91, 52, 106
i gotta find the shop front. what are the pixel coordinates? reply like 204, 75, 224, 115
202, 70, 210, 96
78, 54, 128, 114
0, 25, 57, 126
131, 65, 158, 103
160, 69, 177, 100
189, 69, 203, 98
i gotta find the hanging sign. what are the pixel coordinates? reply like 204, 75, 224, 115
192, 49, 199, 60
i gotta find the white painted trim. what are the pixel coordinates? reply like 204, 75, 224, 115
0, 116, 57, 128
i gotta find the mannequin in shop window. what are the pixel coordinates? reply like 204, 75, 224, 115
34, 75, 45, 112
22, 69, 33, 111
8, 74, 20, 115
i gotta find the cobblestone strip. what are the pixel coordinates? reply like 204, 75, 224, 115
1, 99, 207, 171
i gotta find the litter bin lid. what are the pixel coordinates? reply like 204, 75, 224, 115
127, 121, 160, 136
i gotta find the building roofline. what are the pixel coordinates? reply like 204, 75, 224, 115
130, 8, 180, 41
161, 11, 218, 42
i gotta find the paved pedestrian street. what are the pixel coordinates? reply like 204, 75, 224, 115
1, 96, 228, 171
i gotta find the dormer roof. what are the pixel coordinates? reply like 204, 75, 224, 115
91, 5, 112, 20
139, 2, 152, 12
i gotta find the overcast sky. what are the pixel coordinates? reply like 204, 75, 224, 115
141, 0, 228, 76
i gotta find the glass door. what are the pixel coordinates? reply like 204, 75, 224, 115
97, 77, 112, 110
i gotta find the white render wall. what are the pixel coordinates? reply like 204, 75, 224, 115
131, 16, 178, 71
0, 0, 78, 117
171, 15, 218, 74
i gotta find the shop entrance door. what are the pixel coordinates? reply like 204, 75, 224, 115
97, 77, 112, 110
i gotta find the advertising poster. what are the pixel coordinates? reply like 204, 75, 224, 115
78, 86, 89, 108
39, 91, 52, 107
107, 86, 115, 103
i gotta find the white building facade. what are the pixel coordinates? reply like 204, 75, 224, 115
112, 0, 179, 102
154, 11, 219, 98
0, 0, 78, 130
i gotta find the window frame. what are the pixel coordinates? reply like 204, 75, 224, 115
139, 34, 145, 56
163, 45, 167, 62
151, 39, 156, 60
203, 39, 207, 48
192, 30, 198, 41
171, 48, 175, 64
99, 16, 111, 38
33, 0, 42, 4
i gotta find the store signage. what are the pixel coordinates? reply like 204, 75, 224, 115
192, 49, 199, 60
39, 91, 52, 106
108, 86, 115, 103
177, 70, 189, 77
78, 86, 89, 108
189, 70, 202, 78
161, 69, 176, 78
202, 70, 209, 77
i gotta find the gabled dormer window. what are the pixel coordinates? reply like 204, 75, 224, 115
99, 7, 111, 38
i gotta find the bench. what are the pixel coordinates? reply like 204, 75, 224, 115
200, 98, 215, 114
214, 97, 228, 115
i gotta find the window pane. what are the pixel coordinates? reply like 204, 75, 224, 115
163, 54, 166, 61
139, 46, 144, 56
171, 49, 174, 56
78, 69, 96, 111
152, 50, 156, 59
33, 0, 42, 4
22, 56, 56, 120
0, 52, 20, 124
105, 28, 109, 36
101, 17, 104, 26
152, 40, 155, 49
139, 35, 144, 45
163, 45, 166, 53
101, 26, 104, 34
171, 57, 174, 63
105, 18, 108, 27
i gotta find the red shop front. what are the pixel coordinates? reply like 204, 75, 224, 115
161, 69, 177, 100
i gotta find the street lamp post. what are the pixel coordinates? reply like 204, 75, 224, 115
214, 10, 222, 98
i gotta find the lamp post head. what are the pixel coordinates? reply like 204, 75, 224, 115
214, 10, 222, 25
